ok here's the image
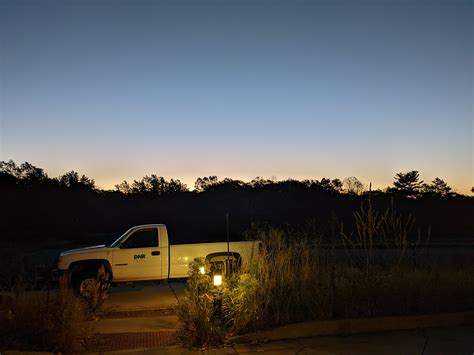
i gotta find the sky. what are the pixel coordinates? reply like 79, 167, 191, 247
0, 0, 472, 193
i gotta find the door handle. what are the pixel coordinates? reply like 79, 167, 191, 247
151, 251, 160, 256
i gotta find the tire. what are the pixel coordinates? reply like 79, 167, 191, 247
74, 272, 99, 298
72, 265, 111, 306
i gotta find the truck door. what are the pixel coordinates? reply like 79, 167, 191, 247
112, 227, 162, 281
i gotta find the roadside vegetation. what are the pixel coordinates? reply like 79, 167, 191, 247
0, 271, 108, 352
177, 198, 474, 347
0, 281, 88, 352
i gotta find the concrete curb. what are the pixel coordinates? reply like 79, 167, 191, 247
230, 311, 474, 343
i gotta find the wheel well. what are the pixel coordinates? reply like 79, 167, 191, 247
206, 252, 241, 263
206, 252, 242, 276
69, 259, 113, 280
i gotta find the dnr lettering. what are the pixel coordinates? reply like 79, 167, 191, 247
134, 254, 146, 260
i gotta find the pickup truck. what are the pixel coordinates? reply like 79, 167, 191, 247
57, 224, 261, 296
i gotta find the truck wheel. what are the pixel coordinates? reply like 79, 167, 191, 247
75, 273, 99, 298
73, 267, 110, 301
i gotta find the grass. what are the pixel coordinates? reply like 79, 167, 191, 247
177, 197, 474, 347
0, 270, 110, 352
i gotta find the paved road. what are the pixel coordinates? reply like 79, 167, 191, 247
93, 281, 186, 336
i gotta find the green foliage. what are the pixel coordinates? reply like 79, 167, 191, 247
223, 273, 260, 334
176, 258, 226, 347
176, 257, 265, 347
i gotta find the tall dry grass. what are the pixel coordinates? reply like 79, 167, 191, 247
177, 197, 474, 347
0, 274, 93, 352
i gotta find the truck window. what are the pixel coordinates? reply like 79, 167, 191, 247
122, 228, 158, 248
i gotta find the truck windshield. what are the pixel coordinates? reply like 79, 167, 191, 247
110, 227, 135, 248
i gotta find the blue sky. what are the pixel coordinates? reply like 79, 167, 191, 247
0, 0, 472, 192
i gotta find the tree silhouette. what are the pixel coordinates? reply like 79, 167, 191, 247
343, 176, 364, 195
165, 178, 188, 194
0, 160, 49, 187
116, 175, 187, 195
250, 177, 274, 188
141, 175, 168, 195
194, 176, 219, 192
0, 160, 21, 178
115, 180, 132, 194
18, 162, 48, 183
312, 177, 343, 192
391, 171, 423, 197
318, 178, 332, 190
59, 171, 80, 187
422, 178, 452, 197
59, 171, 95, 189
331, 178, 343, 192
217, 178, 245, 190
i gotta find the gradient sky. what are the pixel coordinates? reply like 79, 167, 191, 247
1, 0, 472, 192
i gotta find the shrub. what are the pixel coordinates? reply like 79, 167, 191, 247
176, 258, 226, 347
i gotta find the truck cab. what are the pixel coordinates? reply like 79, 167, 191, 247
107, 224, 168, 281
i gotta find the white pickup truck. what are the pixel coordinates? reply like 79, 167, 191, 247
57, 224, 261, 295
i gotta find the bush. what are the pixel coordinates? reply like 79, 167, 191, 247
176, 257, 262, 347
176, 258, 226, 347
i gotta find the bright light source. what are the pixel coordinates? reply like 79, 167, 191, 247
213, 274, 222, 286
199, 266, 205, 275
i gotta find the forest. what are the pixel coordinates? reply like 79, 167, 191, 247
1, 160, 473, 245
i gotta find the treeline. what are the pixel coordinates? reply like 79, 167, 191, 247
1, 160, 473, 244
0, 160, 465, 198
